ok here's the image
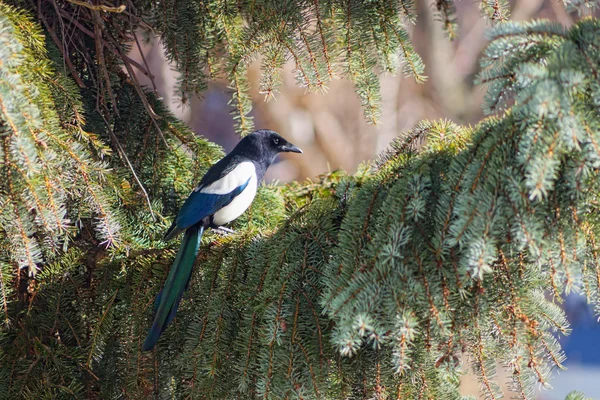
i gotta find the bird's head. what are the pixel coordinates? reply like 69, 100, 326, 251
243, 129, 302, 163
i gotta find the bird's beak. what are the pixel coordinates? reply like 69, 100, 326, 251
282, 143, 303, 154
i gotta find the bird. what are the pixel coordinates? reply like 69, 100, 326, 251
142, 129, 302, 351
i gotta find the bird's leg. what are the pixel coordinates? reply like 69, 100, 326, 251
212, 226, 237, 235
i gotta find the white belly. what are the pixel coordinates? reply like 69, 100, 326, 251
211, 174, 257, 226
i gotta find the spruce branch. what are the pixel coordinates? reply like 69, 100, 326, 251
1, 2, 600, 399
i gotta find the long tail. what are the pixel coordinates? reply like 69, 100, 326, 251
142, 223, 204, 351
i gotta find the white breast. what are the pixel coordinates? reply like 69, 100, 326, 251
211, 173, 258, 226
198, 161, 255, 195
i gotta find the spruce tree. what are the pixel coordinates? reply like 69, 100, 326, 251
0, 0, 599, 399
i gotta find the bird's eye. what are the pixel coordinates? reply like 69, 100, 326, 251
273, 138, 280, 145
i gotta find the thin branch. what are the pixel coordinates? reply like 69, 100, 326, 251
99, 109, 156, 218
56, 8, 154, 79
105, 33, 170, 147
55, 7, 168, 147
40, 16, 86, 88
66, 0, 126, 13
91, 7, 120, 117
128, 18, 159, 95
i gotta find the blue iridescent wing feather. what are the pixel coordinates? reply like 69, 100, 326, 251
174, 177, 251, 230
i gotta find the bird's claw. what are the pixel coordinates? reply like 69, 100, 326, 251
212, 226, 237, 235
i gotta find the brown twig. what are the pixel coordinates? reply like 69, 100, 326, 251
66, 0, 126, 13
104, 33, 170, 147
91, 7, 120, 117
41, 17, 87, 88
56, 6, 169, 147
127, 13, 159, 95
99, 108, 156, 218
124, 0, 155, 32
56, 8, 154, 79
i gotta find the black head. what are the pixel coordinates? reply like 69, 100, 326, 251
236, 129, 302, 164
253, 129, 302, 155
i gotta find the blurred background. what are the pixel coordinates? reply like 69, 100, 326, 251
129, 0, 600, 398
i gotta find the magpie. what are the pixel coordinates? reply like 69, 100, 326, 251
143, 129, 302, 351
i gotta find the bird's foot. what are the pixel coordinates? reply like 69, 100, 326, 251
212, 226, 237, 235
